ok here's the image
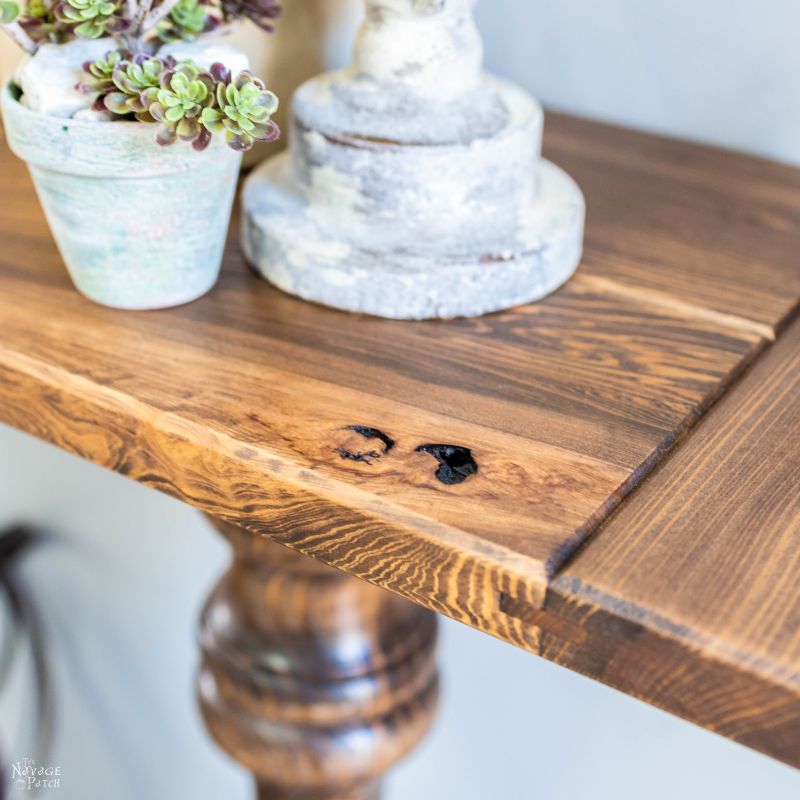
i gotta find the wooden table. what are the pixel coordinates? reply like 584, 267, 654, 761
1, 112, 799, 797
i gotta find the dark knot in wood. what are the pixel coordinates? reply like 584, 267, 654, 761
344, 426, 396, 453
415, 444, 478, 485
336, 426, 396, 466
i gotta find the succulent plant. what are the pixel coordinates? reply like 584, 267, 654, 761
220, 0, 279, 32
17, 0, 71, 43
55, 0, 125, 38
75, 47, 125, 103
104, 53, 172, 118
24, 0, 48, 16
200, 66, 279, 151
5, 0, 282, 76
79, 54, 280, 151
147, 61, 216, 148
156, 0, 212, 41
5, 0, 280, 51
15, 0, 283, 154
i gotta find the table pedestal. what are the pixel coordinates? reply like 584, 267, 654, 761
198, 518, 439, 799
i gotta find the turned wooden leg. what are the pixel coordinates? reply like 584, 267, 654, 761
198, 518, 439, 800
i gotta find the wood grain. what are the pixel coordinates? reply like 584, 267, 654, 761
546, 112, 800, 334
200, 518, 437, 800
0, 119, 790, 618
1, 113, 799, 757
0, 243, 768, 631
546, 314, 800, 767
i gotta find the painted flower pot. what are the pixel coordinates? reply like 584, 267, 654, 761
1, 82, 242, 310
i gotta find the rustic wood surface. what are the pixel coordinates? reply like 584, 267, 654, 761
200, 518, 438, 800
546, 313, 800, 768
547, 113, 800, 334
1, 113, 799, 764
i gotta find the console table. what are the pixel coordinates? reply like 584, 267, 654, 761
1, 112, 798, 797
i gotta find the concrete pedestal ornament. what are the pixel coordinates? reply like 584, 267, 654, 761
242, 0, 585, 320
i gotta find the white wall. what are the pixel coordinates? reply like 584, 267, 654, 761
2, 2, 800, 798
475, 0, 800, 166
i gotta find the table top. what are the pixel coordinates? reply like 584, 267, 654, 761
1, 112, 799, 766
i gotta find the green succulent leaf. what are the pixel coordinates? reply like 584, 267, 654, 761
74, 19, 102, 35
103, 90, 131, 114
26, 0, 50, 17
0, 1, 19, 23
57, 0, 121, 37
156, 0, 209, 42
200, 106, 224, 133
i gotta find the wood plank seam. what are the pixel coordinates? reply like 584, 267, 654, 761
544, 289, 800, 581
549, 575, 800, 694
498, 591, 588, 647
530, 314, 800, 766
544, 328, 769, 576
540, 590, 800, 766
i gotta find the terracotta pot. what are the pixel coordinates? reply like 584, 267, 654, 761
1, 82, 241, 310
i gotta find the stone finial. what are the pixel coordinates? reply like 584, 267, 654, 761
355, 0, 482, 96
242, 0, 585, 319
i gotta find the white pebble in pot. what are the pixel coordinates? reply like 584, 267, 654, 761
14, 37, 115, 118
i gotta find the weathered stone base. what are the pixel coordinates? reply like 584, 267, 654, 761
241, 153, 585, 320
